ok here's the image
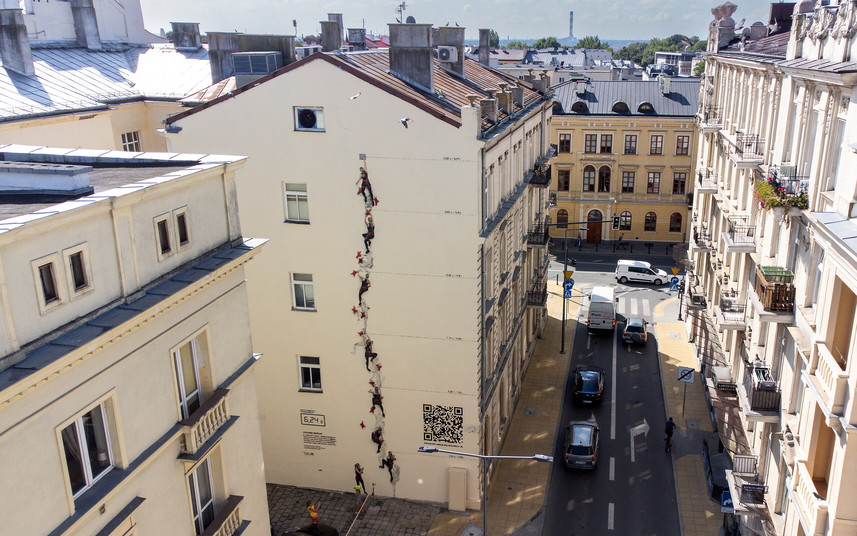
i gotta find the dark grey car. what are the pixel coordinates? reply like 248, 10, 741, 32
622, 317, 648, 345
563, 421, 599, 469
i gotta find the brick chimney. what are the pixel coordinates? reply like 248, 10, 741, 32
435, 26, 465, 76
320, 20, 342, 52
388, 23, 434, 92
71, 0, 102, 50
478, 29, 490, 66
170, 22, 202, 50
0, 6, 33, 75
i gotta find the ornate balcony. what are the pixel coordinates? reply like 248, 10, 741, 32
200, 495, 244, 536
700, 105, 721, 132
811, 342, 849, 415
180, 388, 230, 456
691, 225, 713, 252
793, 462, 828, 536
714, 289, 745, 330
527, 279, 547, 308
730, 133, 764, 168
528, 164, 552, 188
696, 167, 718, 194
738, 363, 780, 421
757, 166, 809, 210
527, 223, 550, 248
750, 266, 795, 322
721, 215, 756, 253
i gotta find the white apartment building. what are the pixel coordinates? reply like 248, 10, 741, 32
164, 24, 554, 509
0, 146, 270, 535
689, 2, 857, 535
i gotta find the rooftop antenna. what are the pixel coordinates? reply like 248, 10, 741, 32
396, 2, 407, 23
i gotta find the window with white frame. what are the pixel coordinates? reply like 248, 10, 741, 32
173, 337, 204, 419
188, 458, 216, 534
155, 215, 172, 258
299, 356, 322, 391
31, 253, 64, 313
174, 207, 190, 248
121, 131, 142, 152
284, 183, 310, 223
60, 402, 114, 498
294, 107, 325, 132
63, 244, 93, 298
292, 273, 316, 310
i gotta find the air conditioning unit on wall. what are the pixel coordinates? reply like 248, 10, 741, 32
438, 46, 458, 62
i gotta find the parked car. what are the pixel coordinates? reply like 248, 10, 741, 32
622, 317, 648, 345
572, 365, 605, 405
615, 259, 668, 285
564, 420, 600, 469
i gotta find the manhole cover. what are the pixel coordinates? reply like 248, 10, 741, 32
459, 524, 483, 536
670, 333, 682, 339
686, 420, 699, 430
524, 406, 538, 416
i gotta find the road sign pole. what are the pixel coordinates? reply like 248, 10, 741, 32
682, 383, 687, 417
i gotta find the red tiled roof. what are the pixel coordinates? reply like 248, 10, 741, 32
180, 77, 237, 105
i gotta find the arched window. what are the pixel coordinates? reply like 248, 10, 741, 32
583, 165, 596, 192
598, 166, 611, 192
612, 101, 629, 114
637, 102, 655, 114
619, 211, 631, 231
557, 209, 569, 229
644, 212, 657, 232
571, 101, 589, 113
669, 212, 682, 232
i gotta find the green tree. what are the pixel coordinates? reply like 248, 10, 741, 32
616, 41, 647, 65
574, 35, 611, 50
693, 59, 706, 77
489, 29, 500, 48
690, 39, 707, 52
532, 37, 562, 50
506, 40, 528, 49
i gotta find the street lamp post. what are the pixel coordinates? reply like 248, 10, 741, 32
417, 446, 553, 536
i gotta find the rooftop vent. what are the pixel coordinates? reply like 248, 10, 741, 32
575, 81, 586, 96
0, 161, 93, 198
232, 51, 283, 87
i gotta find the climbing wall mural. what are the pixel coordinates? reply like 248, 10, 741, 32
353, 162, 399, 486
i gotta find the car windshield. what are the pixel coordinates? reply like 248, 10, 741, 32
625, 325, 643, 333
581, 380, 599, 393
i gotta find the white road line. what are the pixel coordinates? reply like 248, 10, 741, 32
608, 503, 614, 530
643, 301, 651, 317
631, 300, 639, 315
609, 457, 615, 480
587, 334, 591, 350
611, 329, 617, 440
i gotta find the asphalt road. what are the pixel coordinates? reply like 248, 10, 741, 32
541, 270, 681, 536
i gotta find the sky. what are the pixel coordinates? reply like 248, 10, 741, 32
139, 0, 771, 42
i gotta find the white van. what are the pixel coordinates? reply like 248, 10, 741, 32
587, 286, 617, 332
615, 259, 669, 285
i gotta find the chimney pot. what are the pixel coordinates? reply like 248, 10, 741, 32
70, 0, 102, 50
466, 94, 479, 106
485, 88, 497, 99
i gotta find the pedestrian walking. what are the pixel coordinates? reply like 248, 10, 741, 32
664, 417, 676, 452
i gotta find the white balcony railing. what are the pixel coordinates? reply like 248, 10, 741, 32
793, 461, 828, 535
201, 495, 243, 536
813, 342, 849, 414
180, 388, 230, 455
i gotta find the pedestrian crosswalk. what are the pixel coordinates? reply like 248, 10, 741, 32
620, 298, 653, 318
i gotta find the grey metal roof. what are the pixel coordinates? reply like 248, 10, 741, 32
0, 42, 212, 122
553, 79, 700, 117
524, 49, 586, 68
812, 211, 857, 257
778, 57, 857, 73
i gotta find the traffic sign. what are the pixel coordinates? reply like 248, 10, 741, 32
671, 267, 680, 275
563, 279, 575, 291
721, 490, 734, 513
669, 276, 679, 291
563, 269, 575, 280
678, 366, 695, 383
564, 289, 572, 298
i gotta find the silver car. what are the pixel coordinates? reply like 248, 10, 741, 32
563, 421, 599, 469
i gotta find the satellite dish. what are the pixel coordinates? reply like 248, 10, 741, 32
406, 15, 416, 23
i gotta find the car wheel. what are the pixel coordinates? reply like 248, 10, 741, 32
654, 279, 662, 285
619, 276, 628, 284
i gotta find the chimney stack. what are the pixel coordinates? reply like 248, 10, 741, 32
497, 82, 514, 113
0, 6, 34, 75
511, 84, 524, 107
170, 22, 202, 50
435, 26, 465, 76
320, 20, 342, 52
478, 28, 490, 66
328, 13, 345, 40
347, 28, 367, 51
71, 0, 102, 50
481, 89, 499, 122
388, 23, 434, 92
207, 32, 296, 84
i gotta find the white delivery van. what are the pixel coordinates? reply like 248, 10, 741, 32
587, 286, 617, 332
615, 259, 669, 285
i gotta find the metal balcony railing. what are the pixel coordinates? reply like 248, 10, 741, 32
732, 454, 758, 476
529, 164, 552, 187
696, 168, 718, 190
726, 217, 756, 245
754, 266, 795, 312
701, 105, 721, 127
718, 290, 745, 322
180, 388, 230, 455
527, 279, 547, 307
742, 364, 781, 412
527, 223, 550, 246
734, 133, 764, 159
693, 226, 713, 249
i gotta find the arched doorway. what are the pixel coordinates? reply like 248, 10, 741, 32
587, 209, 603, 243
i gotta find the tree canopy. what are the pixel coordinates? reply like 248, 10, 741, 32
489, 29, 500, 48
505, 40, 528, 49
615, 35, 706, 66
532, 37, 562, 50
574, 36, 611, 50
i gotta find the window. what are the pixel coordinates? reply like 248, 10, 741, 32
621, 171, 635, 193
121, 131, 141, 152
559, 133, 571, 153
284, 183, 310, 222
650, 135, 664, 155
60, 403, 113, 498
175, 210, 190, 247
188, 458, 216, 534
174, 338, 203, 419
600, 135, 612, 154
582, 166, 595, 192
294, 107, 325, 132
292, 273, 316, 310
676, 135, 690, 156
39, 262, 59, 304
672, 172, 687, 194
155, 216, 172, 257
62, 244, 93, 298
598, 166, 611, 192
619, 211, 631, 231
32, 253, 65, 313
584, 134, 597, 153
647, 172, 660, 194
557, 169, 570, 191
624, 135, 637, 154
300, 356, 322, 391
669, 212, 682, 233
69, 252, 86, 290
644, 212, 657, 231
556, 209, 568, 229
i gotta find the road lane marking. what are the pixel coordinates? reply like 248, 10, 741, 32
631, 300, 639, 315
609, 457, 615, 480
611, 328, 617, 440
608, 503, 614, 530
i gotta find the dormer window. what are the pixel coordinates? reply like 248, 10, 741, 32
612, 101, 630, 114
571, 101, 589, 113
637, 102, 655, 114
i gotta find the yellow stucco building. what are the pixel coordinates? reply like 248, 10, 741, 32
547, 78, 699, 246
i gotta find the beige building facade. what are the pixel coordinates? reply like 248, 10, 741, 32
688, 2, 857, 535
548, 78, 698, 245
164, 24, 554, 510
0, 146, 269, 535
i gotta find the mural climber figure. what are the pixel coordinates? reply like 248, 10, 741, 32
363, 213, 375, 253
369, 386, 385, 416
364, 337, 378, 371
380, 451, 397, 482
357, 167, 375, 206
358, 273, 371, 305
371, 427, 384, 453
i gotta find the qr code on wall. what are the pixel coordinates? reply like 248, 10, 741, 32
423, 404, 464, 445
